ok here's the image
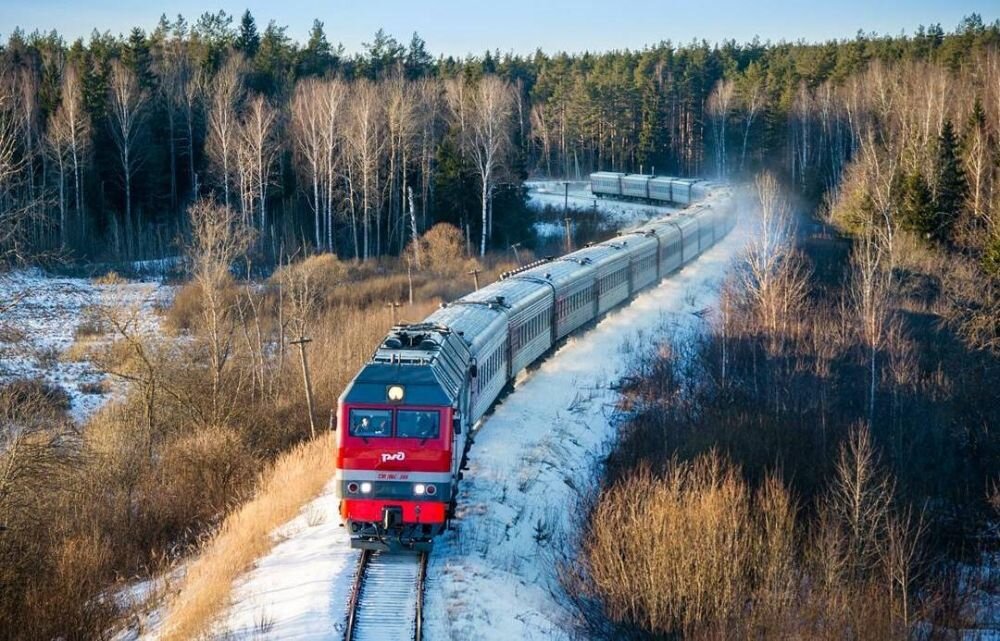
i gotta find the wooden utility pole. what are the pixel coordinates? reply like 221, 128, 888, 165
468, 268, 481, 290
564, 217, 573, 253
387, 301, 401, 324
510, 242, 522, 266
563, 180, 569, 217
290, 337, 317, 439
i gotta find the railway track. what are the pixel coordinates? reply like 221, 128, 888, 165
344, 549, 428, 641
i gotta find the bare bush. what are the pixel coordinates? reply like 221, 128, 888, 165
187, 199, 254, 425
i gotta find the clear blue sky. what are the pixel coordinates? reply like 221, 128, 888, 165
0, 0, 993, 55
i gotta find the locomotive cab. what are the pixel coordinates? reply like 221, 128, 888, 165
335, 327, 471, 551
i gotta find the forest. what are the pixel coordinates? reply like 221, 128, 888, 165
1, 12, 998, 266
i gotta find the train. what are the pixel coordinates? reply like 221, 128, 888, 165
335, 180, 735, 551
590, 171, 717, 205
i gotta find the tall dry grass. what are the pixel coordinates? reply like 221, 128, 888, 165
577, 453, 797, 638
157, 432, 335, 641
574, 444, 928, 640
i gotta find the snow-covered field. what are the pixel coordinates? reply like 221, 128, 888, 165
0, 269, 170, 422
527, 180, 676, 236
195, 197, 751, 640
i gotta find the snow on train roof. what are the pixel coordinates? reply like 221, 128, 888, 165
513, 255, 595, 289
608, 229, 659, 253
425, 300, 507, 354
459, 277, 552, 315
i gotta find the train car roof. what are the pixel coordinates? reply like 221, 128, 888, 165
458, 277, 552, 316
612, 229, 660, 252
514, 255, 596, 290
570, 242, 632, 272
425, 301, 508, 357
590, 171, 626, 178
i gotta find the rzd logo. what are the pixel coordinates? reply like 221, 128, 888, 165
381, 451, 406, 463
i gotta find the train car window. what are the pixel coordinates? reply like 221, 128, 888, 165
397, 410, 440, 439
349, 408, 392, 438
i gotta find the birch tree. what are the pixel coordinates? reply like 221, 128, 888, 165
291, 78, 326, 248
206, 55, 245, 210
237, 94, 279, 232
346, 80, 385, 260
707, 78, 734, 179
738, 63, 766, 173
292, 78, 345, 250
108, 60, 147, 250
44, 100, 70, 245
54, 66, 90, 228
452, 76, 514, 256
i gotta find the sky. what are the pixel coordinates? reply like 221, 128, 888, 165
0, 0, 994, 56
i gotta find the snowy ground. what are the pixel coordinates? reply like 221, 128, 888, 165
194, 203, 751, 640
527, 180, 676, 237
0, 269, 170, 422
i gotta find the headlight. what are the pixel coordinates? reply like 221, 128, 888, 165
387, 385, 405, 402
360, 482, 372, 494
413, 483, 426, 496
426, 484, 437, 496
347, 482, 359, 494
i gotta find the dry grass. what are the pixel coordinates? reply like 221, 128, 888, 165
92, 271, 128, 285
157, 432, 335, 641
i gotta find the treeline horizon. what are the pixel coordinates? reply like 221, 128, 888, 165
0, 11, 998, 267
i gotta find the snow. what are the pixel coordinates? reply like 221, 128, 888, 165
192, 201, 751, 640
0, 269, 171, 423
214, 490, 358, 639
527, 180, 677, 232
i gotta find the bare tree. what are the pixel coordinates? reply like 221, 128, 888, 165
291, 79, 326, 249
44, 98, 70, 245
53, 66, 90, 234
15, 68, 39, 206
451, 76, 514, 256
386, 75, 418, 254
827, 424, 894, 578
738, 64, 766, 173
237, 94, 279, 232
0, 75, 40, 266
187, 199, 254, 425
292, 78, 345, 250
206, 55, 245, 210
850, 221, 893, 426
184, 68, 202, 201
108, 60, 147, 252
741, 173, 809, 352
707, 78, 734, 179
345, 80, 386, 260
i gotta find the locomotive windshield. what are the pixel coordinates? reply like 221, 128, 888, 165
349, 409, 392, 438
397, 410, 440, 439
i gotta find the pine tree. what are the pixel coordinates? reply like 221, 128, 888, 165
405, 32, 432, 79
123, 28, 155, 93
297, 19, 333, 78
235, 10, 260, 58
933, 119, 966, 242
899, 170, 936, 239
